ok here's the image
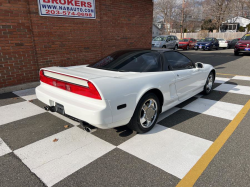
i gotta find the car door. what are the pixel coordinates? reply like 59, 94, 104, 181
170, 36, 176, 48
164, 51, 204, 101
166, 36, 172, 49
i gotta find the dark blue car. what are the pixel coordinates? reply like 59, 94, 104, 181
194, 38, 219, 51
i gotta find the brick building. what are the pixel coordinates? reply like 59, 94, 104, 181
0, 0, 153, 90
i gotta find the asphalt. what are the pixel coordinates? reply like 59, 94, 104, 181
181, 49, 250, 76
194, 110, 250, 187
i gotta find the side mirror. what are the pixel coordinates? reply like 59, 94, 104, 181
195, 62, 203, 68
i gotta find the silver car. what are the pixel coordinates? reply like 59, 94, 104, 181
152, 35, 179, 50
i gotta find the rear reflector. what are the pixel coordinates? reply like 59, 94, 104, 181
40, 70, 102, 100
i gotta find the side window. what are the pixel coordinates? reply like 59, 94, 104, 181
171, 36, 175, 41
118, 52, 162, 72
164, 52, 194, 70
167, 36, 171, 42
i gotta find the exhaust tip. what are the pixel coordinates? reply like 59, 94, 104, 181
44, 106, 50, 111
44, 106, 56, 112
85, 127, 91, 133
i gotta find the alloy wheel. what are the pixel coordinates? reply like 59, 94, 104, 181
139, 99, 158, 128
206, 74, 213, 92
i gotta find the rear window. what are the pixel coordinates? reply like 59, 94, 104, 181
88, 51, 162, 72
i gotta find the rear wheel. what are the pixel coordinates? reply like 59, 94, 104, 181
127, 93, 160, 133
203, 72, 214, 95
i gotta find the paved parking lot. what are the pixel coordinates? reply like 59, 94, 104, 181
1, 49, 250, 187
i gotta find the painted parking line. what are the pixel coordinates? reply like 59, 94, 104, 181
214, 77, 230, 84
183, 98, 243, 120
0, 101, 45, 126
217, 73, 250, 78
214, 84, 250, 96
118, 125, 213, 179
14, 127, 115, 187
0, 138, 12, 157
176, 100, 250, 187
232, 76, 250, 81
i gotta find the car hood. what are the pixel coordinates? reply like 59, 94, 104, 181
239, 40, 250, 44
196, 42, 211, 45
179, 42, 189, 44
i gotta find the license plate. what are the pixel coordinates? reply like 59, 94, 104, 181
55, 103, 65, 115
199, 46, 202, 49
244, 48, 250, 51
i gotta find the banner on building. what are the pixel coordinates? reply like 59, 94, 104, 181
37, 0, 96, 19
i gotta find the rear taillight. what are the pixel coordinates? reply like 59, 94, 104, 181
40, 70, 102, 100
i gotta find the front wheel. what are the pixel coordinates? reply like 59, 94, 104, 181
203, 72, 214, 95
234, 51, 239, 56
174, 45, 178, 51
186, 45, 189, 50
127, 93, 160, 133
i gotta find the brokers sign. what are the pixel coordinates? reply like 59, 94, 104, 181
37, 0, 96, 19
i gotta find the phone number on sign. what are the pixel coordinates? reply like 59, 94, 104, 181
45, 10, 92, 16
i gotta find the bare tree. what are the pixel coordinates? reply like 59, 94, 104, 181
202, 0, 234, 30
153, 0, 182, 34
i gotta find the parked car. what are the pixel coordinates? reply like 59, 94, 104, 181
217, 38, 228, 49
152, 35, 179, 50
178, 38, 197, 50
194, 38, 219, 51
227, 38, 241, 49
234, 34, 250, 56
36, 49, 215, 133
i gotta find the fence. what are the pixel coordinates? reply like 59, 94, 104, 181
170, 32, 247, 40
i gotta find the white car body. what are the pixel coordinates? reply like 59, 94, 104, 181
36, 61, 215, 130
218, 39, 228, 48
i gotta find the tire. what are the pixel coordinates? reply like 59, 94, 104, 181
174, 45, 178, 50
234, 51, 239, 56
216, 46, 219, 50
162, 45, 166, 48
203, 72, 214, 95
186, 45, 189, 50
127, 93, 160, 133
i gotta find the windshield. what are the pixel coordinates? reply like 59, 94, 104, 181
88, 50, 161, 72
199, 38, 213, 42
241, 34, 250, 40
153, 36, 166, 41
217, 39, 224, 41
180, 39, 189, 42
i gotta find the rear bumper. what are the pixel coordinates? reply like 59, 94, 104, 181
219, 44, 228, 48
36, 83, 114, 129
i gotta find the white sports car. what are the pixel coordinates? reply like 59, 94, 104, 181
36, 49, 215, 133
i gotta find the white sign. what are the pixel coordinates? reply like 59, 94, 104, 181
37, 0, 96, 19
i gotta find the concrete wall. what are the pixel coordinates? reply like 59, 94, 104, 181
0, 0, 153, 88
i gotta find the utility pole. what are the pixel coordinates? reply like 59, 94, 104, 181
180, 0, 185, 39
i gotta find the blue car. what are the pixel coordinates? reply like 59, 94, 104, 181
194, 38, 219, 51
